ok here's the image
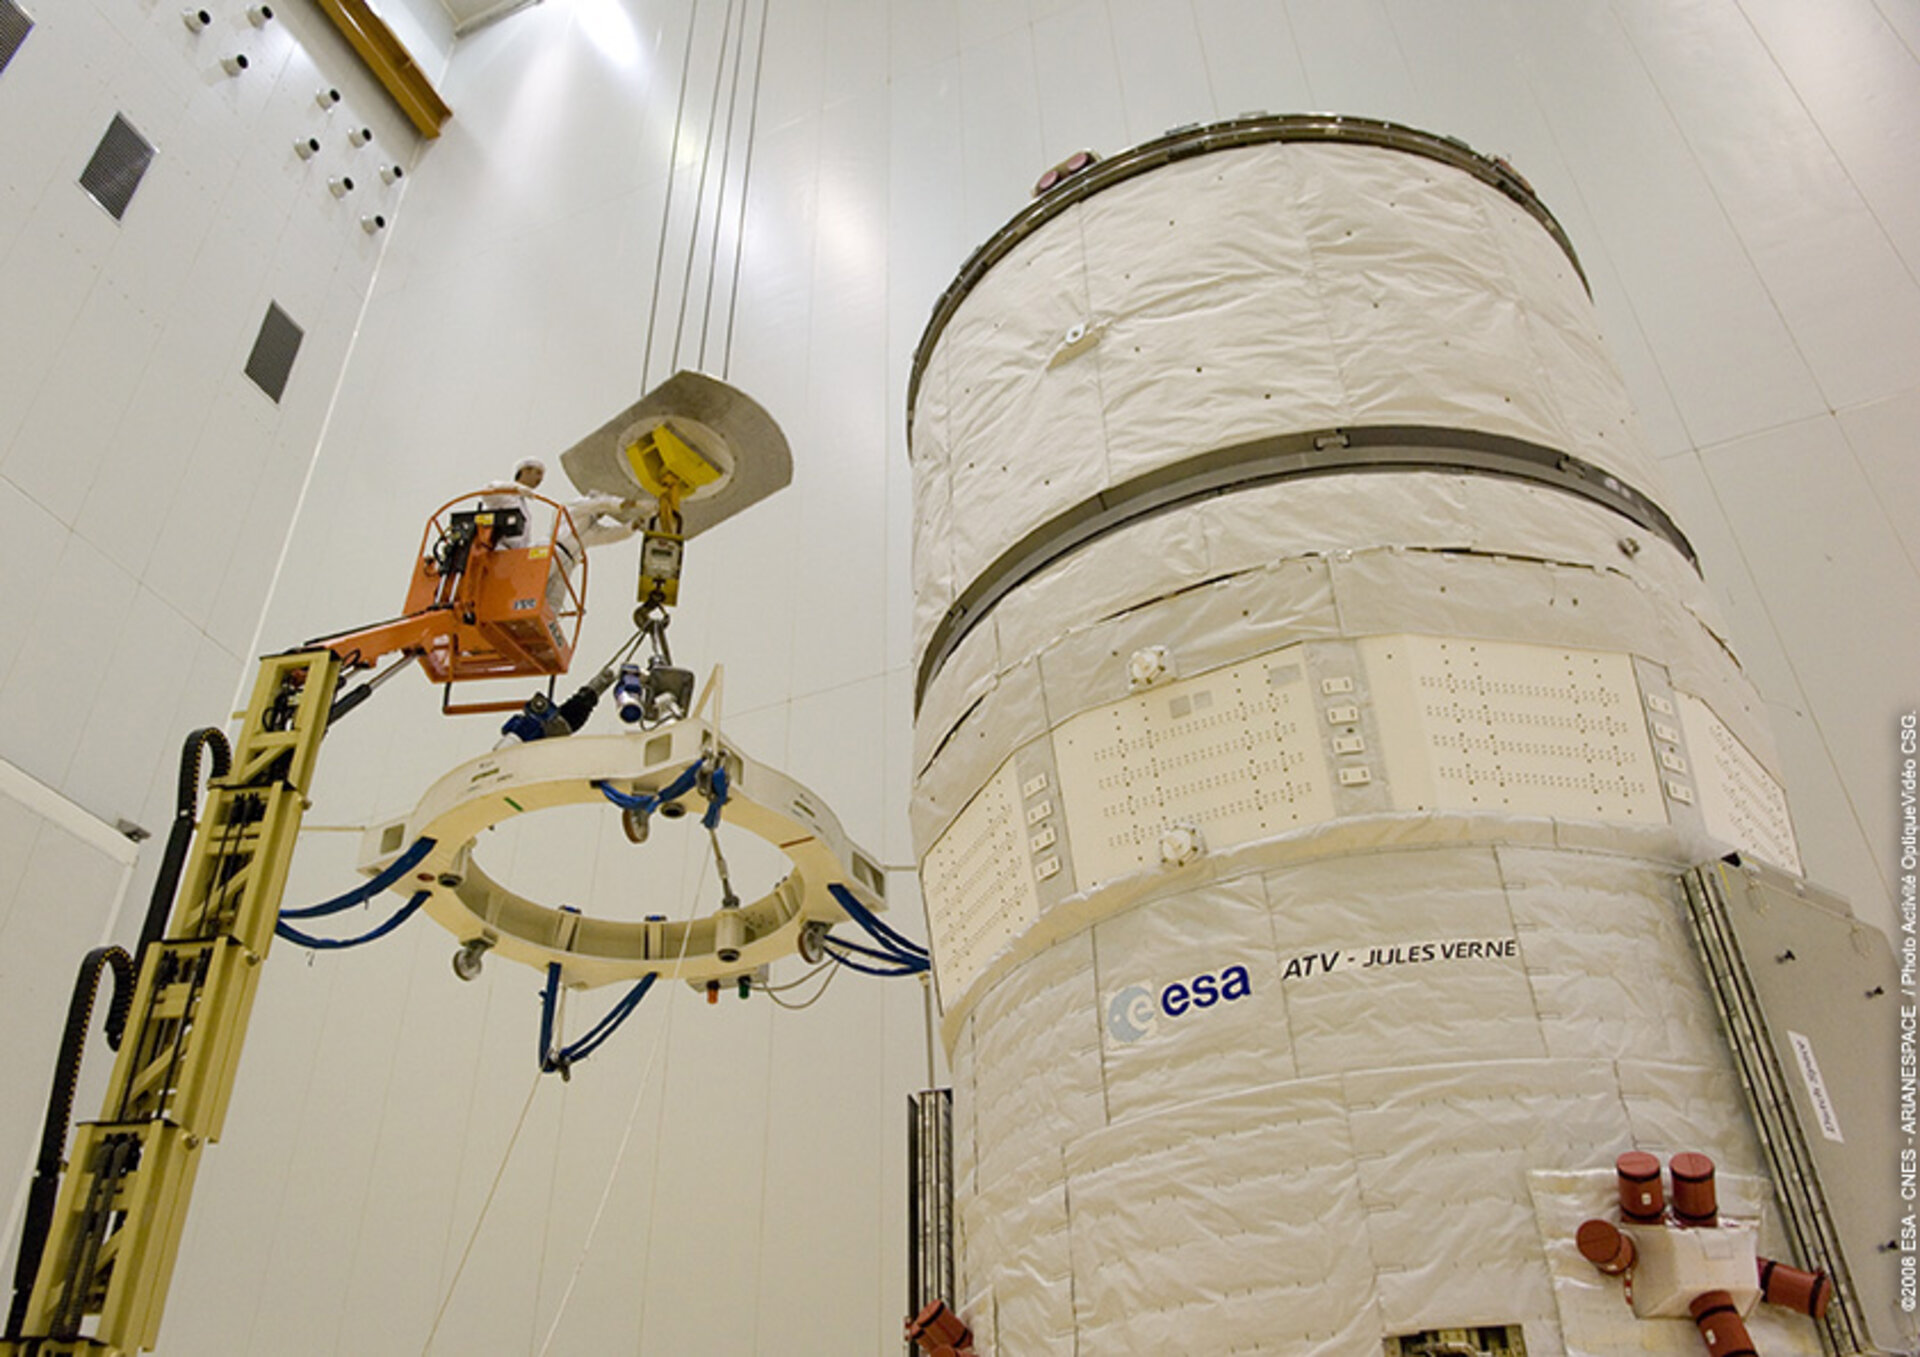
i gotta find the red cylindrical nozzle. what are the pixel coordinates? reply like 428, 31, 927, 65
1759, 1258, 1832, 1318
1617, 1150, 1665, 1223
1671, 1151, 1718, 1227
1577, 1218, 1637, 1275
907, 1301, 972, 1350
1691, 1290, 1758, 1356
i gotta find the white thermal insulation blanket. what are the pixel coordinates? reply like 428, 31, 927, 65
948, 843, 1770, 1353
910, 141, 1662, 667
911, 536, 1778, 867
912, 474, 1773, 849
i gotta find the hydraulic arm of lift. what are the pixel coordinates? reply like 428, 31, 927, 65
2, 653, 340, 1356
2, 487, 625, 1353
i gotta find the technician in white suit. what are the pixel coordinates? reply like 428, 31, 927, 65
478, 457, 642, 610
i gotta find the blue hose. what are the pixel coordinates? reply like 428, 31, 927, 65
540, 963, 658, 1073
822, 939, 924, 977
827, 883, 928, 959
560, 974, 657, 1064
593, 757, 709, 817
280, 838, 436, 919
275, 890, 429, 950
593, 781, 650, 810
700, 763, 730, 829
824, 933, 918, 966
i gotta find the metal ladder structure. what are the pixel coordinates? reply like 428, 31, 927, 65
3, 651, 339, 1356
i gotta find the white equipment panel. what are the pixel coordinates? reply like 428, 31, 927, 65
1675, 691, 1803, 874
1362, 636, 1665, 822
1053, 651, 1334, 888
921, 759, 1043, 997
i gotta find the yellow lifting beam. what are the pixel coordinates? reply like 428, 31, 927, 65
3, 651, 339, 1356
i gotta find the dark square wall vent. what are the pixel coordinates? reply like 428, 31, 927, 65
245, 302, 304, 404
79, 114, 155, 221
0, 0, 32, 76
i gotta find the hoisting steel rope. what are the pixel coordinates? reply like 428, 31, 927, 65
668, 0, 740, 375
720, 0, 770, 379
639, 0, 704, 390
695, 0, 753, 373
668, 0, 741, 376
532, 809, 715, 1355
639, 0, 770, 390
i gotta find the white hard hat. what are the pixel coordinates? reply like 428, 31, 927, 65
514, 457, 545, 477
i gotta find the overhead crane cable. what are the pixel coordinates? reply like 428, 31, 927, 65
668, 0, 742, 376
639, 0, 703, 391
720, 0, 771, 378
420, 1070, 545, 1356
695, 0, 754, 373
534, 826, 713, 1356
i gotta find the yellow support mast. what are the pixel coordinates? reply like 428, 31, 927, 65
4, 651, 340, 1356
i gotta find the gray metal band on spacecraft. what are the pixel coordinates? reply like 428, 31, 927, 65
912, 425, 1697, 710
904, 113, 1589, 431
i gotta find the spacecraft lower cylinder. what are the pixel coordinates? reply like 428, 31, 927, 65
907, 117, 1811, 1355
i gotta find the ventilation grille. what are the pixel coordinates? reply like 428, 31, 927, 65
79, 114, 155, 221
0, 0, 31, 76
245, 303, 304, 404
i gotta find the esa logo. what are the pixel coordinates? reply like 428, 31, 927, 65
1106, 965, 1253, 1045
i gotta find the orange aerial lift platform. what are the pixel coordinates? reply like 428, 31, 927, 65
308, 489, 587, 715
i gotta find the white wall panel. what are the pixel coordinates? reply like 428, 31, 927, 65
793, 91, 891, 697
1107, 0, 1214, 143
0, 533, 138, 788
0, 797, 132, 1280
1029, 3, 1126, 164
1509, 0, 1826, 449
1282, 0, 1422, 124
1192, 0, 1311, 118
5, 256, 153, 523
1703, 416, 1919, 923
957, 27, 1044, 245
1613, 0, 1920, 413
1839, 390, 1920, 569
957, 0, 1030, 51
827, 0, 889, 102
60, 589, 201, 828
1738, 0, 1920, 283
0, 482, 72, 697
